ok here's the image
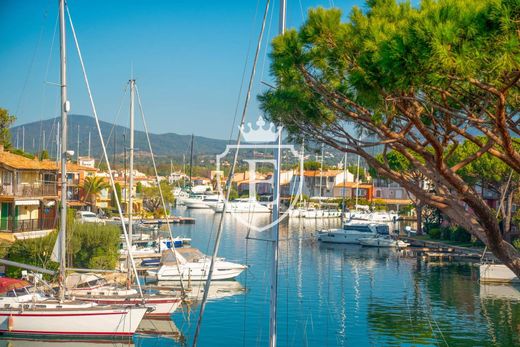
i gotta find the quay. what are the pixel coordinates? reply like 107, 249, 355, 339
140, 217, 195, 225
401, 237, 496, 263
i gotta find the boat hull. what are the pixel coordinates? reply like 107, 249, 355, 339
317, 230, 377, 244
0, 306, 148, 337
149, 262, 247, 281
75, 297, 181, 317
480, 264, 519, 283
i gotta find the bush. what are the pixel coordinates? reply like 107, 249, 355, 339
440, 227, 452, 240
6, 231, 59, 278
68, 222, 120, 270
513, 239, 520, 250
451, 226, 471, 242
428, 227, 441, 239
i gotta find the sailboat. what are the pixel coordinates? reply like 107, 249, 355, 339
0, 1, 149, 337
68, 79, 183, 318
290, 144, 342, 218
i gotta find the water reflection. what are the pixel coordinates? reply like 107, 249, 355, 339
2, 209, 519, 346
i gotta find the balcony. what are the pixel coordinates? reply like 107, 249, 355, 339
0, 181, 57, 197
0, 217, 56, 233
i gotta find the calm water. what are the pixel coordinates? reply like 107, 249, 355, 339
1, 208, 519, 346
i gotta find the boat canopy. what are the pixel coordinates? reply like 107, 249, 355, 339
65, 273, 106, 289
161, 248, 206, 265
0, 277, 31, 294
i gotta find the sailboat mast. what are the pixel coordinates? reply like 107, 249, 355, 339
58, 0, 68, 301
128, 79, 135, 274
189, 134, 194, 188
269, 2, 285, 346
299, 139, 304, 204
342, 151, 347, 222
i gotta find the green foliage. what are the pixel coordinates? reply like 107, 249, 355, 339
428, 227, 441, 240
82, 176, 110, 206
6, 231, 58, 278
303, 161, 322, 170
136, 181, 143, 194
40, 150, 49, 160
0, 108, 15, 148
111, 182, 122, 207
142, 180, 175, 217
228, 187, 239, 201
513, 239, 520, 251
9, 148, 35, 159
67, 223, 120, 270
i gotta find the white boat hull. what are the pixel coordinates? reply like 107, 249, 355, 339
76, 296, 181, 317
318, 230, 377, 244
149, 261, 247, 281
480, 264, 518, 283
302, 210, 342, 218
359, 237, 409, 248
0, 306, 148, 337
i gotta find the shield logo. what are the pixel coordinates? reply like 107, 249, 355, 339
215, 116, 302, 232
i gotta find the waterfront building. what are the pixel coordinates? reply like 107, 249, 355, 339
0, 145, 58, 236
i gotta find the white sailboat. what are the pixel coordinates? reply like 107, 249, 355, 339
147, 248, 247, 281
0, 1, 149, 337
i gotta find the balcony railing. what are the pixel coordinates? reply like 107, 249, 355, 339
0, 217, 56, 233
0, 181, 57, 197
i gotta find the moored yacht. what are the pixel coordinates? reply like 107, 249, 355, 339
147, 248, 247, 281
212, 198, 271, 213
317, 221, 390, 244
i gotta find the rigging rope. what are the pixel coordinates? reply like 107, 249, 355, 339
135, 84, 187, 298
66, 4, 143, 297
192, 1, 272, 345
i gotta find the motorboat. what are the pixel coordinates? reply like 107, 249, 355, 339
65, 273, 182, 318
317, 221, 390, 244
358, 235, 409, 248
147, 248, 247, 281
212, 198, 271, 213
184, 193, 224, 209
301, 207, 341, 218
0, 277, 149, 337
349, 210, 398, 222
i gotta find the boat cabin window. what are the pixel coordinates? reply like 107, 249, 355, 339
343, 225, 372, 233
6, 287, 31, 297
376, 225, 390, 235
75, 278, 104, 289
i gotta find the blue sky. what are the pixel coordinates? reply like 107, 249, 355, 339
0, 0, 364, 139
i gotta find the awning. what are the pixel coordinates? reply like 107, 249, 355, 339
15, 200, 40, 206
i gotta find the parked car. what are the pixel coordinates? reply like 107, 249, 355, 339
75, 211, 105, 224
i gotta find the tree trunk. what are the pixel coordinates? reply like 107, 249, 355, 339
415, 203, 423, 236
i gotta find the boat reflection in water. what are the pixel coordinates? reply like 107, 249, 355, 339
0, 334, 180, 347
156, 280, 246, 302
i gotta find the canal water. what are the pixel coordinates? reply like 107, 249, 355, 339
1, 208, 519, 346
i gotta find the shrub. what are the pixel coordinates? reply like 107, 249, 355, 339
513, 239, 520, 250
440, 227, 452, 240
428, 227, 441, 239
6, 231, 58, 278
451, 226, 471, 242
68, 222, 120, 270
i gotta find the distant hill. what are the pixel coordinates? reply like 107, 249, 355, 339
10, 115, 230, 163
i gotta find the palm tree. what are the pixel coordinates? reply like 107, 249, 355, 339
81, 176, 110, 208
